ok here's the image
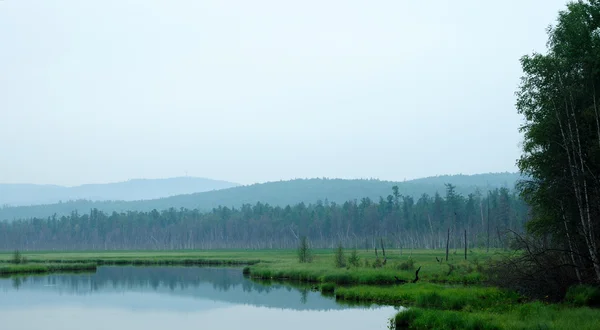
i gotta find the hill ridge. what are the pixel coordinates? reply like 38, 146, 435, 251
0, 172, 522, 221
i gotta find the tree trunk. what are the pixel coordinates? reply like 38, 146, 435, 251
464, 229, 467, 260
445, 227, 450, 262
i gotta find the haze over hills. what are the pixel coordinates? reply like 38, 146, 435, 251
0, 177, 240, 207
0, 172, 523, 221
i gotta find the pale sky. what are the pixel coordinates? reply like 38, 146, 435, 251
0, 0, 569, 186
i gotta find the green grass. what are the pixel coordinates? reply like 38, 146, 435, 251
0, 263, 97, 276
390, 303, 600, 330
246, 248, 494, 285
335, 283, 520, 310
0, 250, 264, 266
0, 250, 265, 275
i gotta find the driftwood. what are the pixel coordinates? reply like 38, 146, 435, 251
394, 266, 422, 284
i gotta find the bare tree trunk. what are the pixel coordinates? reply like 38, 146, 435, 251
464, 229, 467, 260
487, 194, 490, 253
445, 228, 450, 262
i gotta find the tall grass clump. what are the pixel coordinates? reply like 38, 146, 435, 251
389, 308, 499, 330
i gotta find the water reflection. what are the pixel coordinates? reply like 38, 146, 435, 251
0, 267, 401, 330
0, 266, 379, 311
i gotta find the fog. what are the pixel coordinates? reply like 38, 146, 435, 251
0, 0, 569, 186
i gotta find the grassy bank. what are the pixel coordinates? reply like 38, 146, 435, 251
240, 248, 600, 329
0, 263, 97, 276
0, 250, 265, 266
0, 250, 267, 276
334, 283, 520, 310
245, 248, 491, 285
390, 303, 600, 330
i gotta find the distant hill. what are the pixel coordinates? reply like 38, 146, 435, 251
0, 172, 523, 221
0, 177, 240, 207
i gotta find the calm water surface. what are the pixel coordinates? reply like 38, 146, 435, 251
0, 266, 401, 330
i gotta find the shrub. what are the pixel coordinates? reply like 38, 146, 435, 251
372, 258, 383, 268
348, 248, 360, 267
334, 243, 346, 268
396, 257, 415, 270
321, 283, 335, 294
297, 236, 314, 263
565, 285, 600, 307
11, 250, 25, 265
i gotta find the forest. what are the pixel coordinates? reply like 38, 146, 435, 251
0, 184, 528, 251
0, 173, 520, 221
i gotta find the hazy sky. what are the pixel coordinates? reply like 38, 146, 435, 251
0, 0, 569, 186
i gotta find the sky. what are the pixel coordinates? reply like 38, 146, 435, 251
0, 0, 570, 186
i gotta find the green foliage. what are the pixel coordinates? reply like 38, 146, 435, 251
320, 283, 335, 294
334, 243, 346, 268
298, 236, 313, 263
347, 248, 360, 267
565, 285, 600, 307
396, 258, 415, 271
11, 250, 23, 264
515, 0, 600, 283
372, 258, 383, 268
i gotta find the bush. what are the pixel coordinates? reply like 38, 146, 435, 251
396, 258, 415, 270
11, 250, 26, 265
348, 248, 360, 267
321, 283, 335, 294
334, 243, 346, 268
565, 285, 600, 307
372, 258, 383, 268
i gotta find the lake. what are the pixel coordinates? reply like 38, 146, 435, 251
0, 266, 401, 330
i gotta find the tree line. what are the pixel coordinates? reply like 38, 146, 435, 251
0, 184, 529, 251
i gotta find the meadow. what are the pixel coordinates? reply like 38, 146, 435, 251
1, 248, 598, 329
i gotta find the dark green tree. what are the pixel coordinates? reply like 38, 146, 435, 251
516, 0, 600, 282
334, 242, 346, 268
297, 236, 313, 263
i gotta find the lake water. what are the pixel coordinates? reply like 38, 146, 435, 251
0, 266, 401, 330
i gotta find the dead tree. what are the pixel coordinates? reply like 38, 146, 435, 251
395, 266, 422, 284
445, 228, 450, 261
464, 229, 467, 260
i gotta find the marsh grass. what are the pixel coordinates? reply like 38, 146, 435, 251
390, 303, 600, 330
0, 250, 265, 276
246, 249, 493, 285
335, 283, 520, 310
0, 263, 97, 276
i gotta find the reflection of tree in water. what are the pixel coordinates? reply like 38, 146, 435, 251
12, 277, 23, 289
18, 267, 287, 295
300, 288, 308, 304
2, 267, 378, 312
